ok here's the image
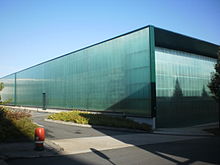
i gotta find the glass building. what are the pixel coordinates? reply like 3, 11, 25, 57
0, 25, 219, 127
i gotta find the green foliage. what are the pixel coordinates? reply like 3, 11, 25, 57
208, 48, 220, 100
0, 82, 4, 91
0, 107, 38, 142
48, 110, 151, 131
0, 82, 12, 105
0, 98, 12, 105
0, 82, 4, 103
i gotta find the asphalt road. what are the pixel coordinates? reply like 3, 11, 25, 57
31, 111, 139, 140
6, 136, 220, 165
3, 111, 220, 165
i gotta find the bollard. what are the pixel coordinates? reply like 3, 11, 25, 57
34, 127, 45, 151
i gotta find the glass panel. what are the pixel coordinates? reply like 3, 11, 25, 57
155, 47, 218, 127
0, 27, 152, 117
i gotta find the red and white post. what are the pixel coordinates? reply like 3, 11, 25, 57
34, 127, 45, 151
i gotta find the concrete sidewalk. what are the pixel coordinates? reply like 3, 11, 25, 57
154, 123, 218, 136
0, 132, 203, 162
0, 139, 63, 159
4, 106, 68, 114
0, 122, 216, 165
0, 139, 63, 165
1, 105, 217, 165
50, 132, 203, 156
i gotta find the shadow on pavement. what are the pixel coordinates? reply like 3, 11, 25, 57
7, 136, 219, 165
138, 137, 220, 165
0, 108, 89, 165
3, 108, 220, 165
90, 148, 116, 165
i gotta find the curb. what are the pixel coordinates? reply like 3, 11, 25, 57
44, 119, 150, 133
152, 131, 214, 137
4, 106, 67, 114
0, 140, 64, 161
45, 139, 64, 153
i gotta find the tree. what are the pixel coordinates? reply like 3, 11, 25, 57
0, 82, 4, 103
0, 82, 3, 91
208, 48, 220, 128
201, 85, 209, 97
0, 82, 12, 105
173, 78, 183, 98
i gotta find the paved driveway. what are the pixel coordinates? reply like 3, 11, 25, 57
7, 137, 220, 165
31, 111, 139, 140
2, 111, 220, 165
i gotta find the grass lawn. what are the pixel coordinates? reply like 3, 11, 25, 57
48, 110, 151, 131
0, 106, 38, 142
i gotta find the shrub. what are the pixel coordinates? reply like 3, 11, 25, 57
0, 107, 38, 142
48, 110, 151, 131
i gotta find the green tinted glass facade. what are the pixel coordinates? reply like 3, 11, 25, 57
0, 74, 16, 104
0, 27, 152, 116
156, 47, 216, 97
155, 47, 218, 127
0, 26, 218, 128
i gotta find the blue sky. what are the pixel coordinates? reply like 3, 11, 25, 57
0, 0, 220, 77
